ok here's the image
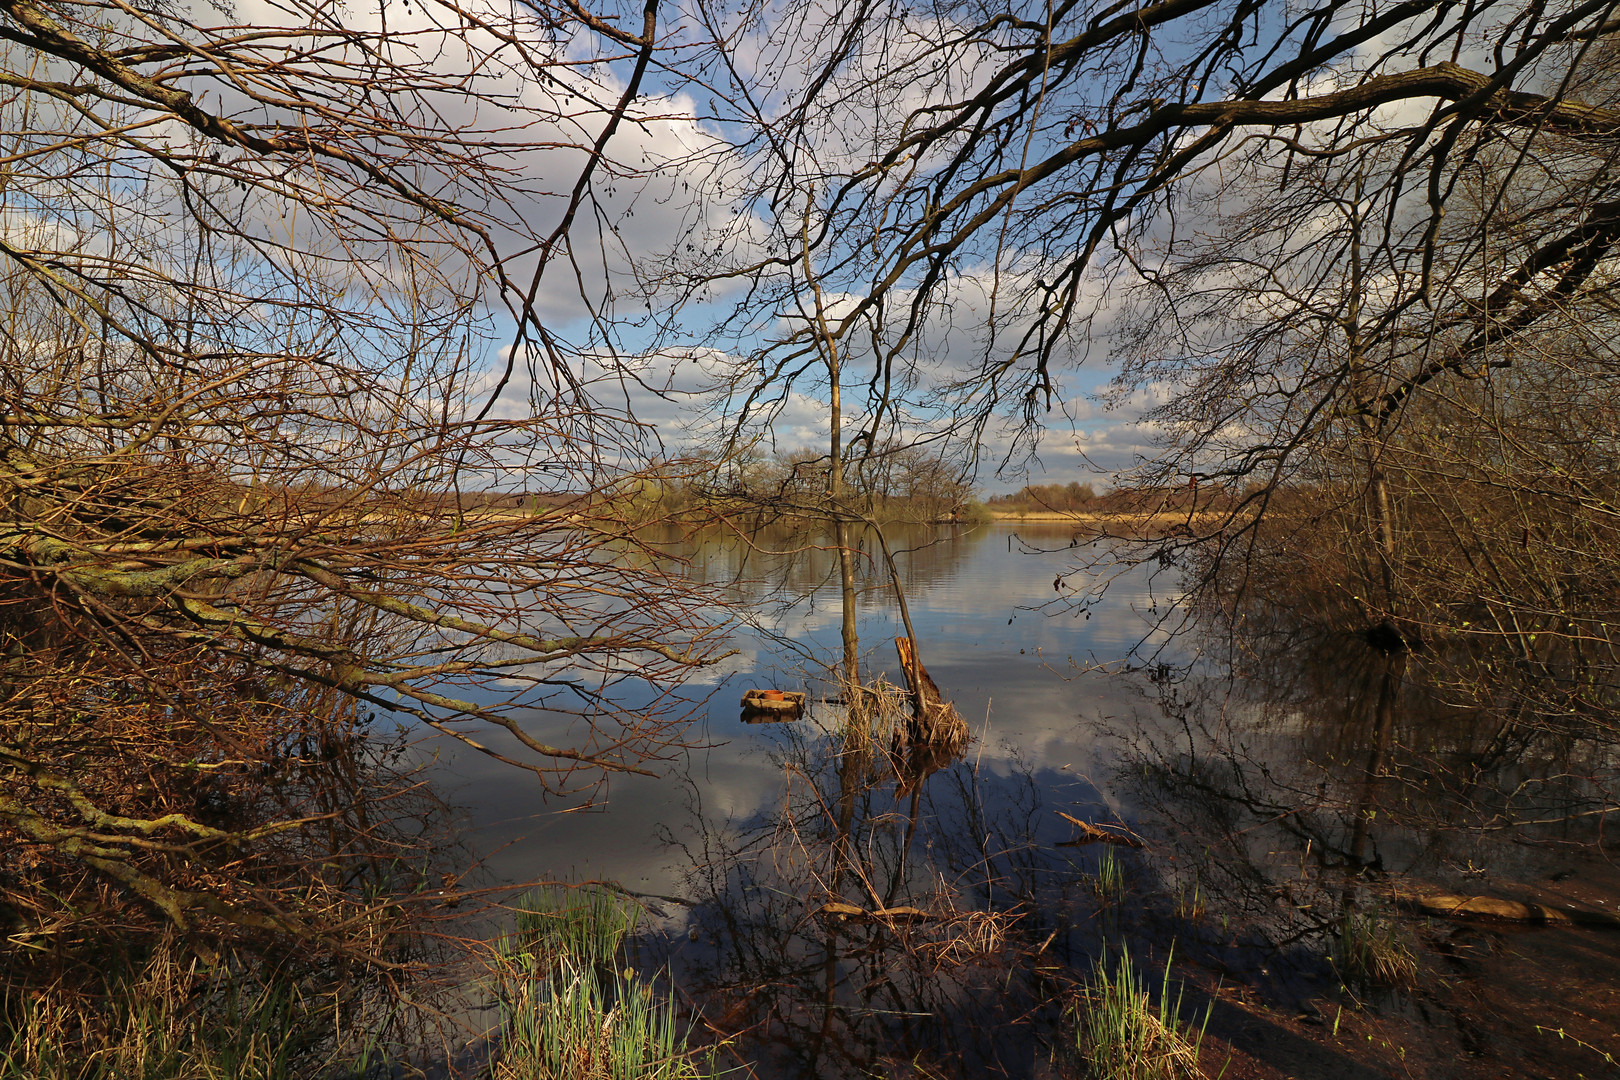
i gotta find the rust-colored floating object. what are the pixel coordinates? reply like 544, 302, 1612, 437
740, 688, 807, 722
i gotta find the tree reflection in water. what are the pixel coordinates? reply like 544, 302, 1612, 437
1103, 585, 1620, 1078
650, 548, 1620, 1079
662, 689, 1125, 1079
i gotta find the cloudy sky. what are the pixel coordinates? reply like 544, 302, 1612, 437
386, 0, 1176, 495
136, 0, 1497, 497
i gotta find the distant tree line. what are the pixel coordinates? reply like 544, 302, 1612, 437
982, 480, 1259, 519
985, 482, 1097, 513
651, 441, 984, 525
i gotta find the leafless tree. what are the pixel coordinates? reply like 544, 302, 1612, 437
0, 0, 733, 965
648, 0, 1620, 661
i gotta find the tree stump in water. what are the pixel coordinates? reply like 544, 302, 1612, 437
894, 637, 969, 754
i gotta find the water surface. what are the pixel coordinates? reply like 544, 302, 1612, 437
423, 522, 1620, 1079
427, 523, 1157, 893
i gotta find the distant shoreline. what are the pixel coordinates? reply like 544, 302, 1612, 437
454, 504, 1226, 532
986, 509, 1223, 526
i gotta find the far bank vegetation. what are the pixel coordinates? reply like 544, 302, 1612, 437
643, 441, 987, 526
985, 482, 1241, 527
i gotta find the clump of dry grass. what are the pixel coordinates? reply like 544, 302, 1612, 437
915, 909, 1027, 970
0, 943, 355, 1080
837, 674, 969, 792
1331, 905, 1418, 990
841, 675, 907, 739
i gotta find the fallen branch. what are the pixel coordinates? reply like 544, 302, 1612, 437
814, 901, 938, 925
1055, 810, 1146, 849
1403, 891, 1620, 927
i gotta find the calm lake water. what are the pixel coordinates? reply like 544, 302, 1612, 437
424, 523, 1154, 894
419, 522, 1620, 1079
